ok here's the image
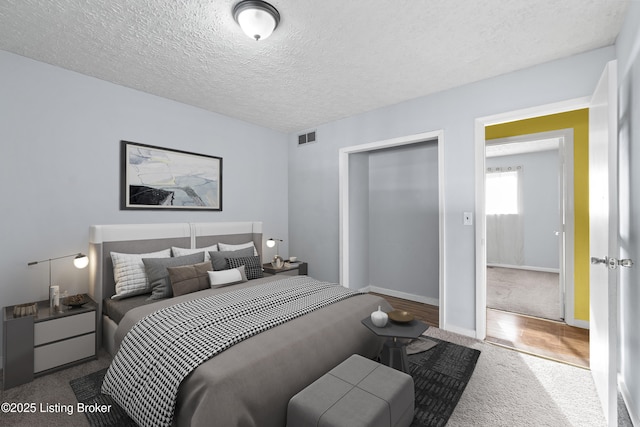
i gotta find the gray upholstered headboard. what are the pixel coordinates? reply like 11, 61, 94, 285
88, 222, 263, 346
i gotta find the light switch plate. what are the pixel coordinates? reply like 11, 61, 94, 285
464, 212, 473, 226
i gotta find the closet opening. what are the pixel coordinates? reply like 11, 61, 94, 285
339, 130, 445, 329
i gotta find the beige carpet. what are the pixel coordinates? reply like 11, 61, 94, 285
1, 329, 627, 427
423, 328, 608, 427
487, 266, 562, 321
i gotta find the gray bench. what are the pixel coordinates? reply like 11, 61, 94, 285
287, 354, 414, 427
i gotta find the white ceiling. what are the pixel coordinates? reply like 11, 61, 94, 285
0, 0, 629, 133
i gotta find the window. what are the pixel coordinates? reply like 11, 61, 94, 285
486, 169, 520, 215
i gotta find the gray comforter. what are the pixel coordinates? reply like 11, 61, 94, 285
113, 275, 390, 427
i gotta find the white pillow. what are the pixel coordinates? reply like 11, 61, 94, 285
208, 266, 248, 288
111, 249, 171, 300
218, 242, 258, 256
171, 244, 218, 260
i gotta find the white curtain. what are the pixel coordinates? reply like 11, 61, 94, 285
486, 166, 524, 266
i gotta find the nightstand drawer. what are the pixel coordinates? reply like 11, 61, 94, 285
34, 311, 95, 346
275, 269, 300, 276
34, 332, 95, 373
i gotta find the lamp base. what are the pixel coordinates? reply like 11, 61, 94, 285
49, 285, 61, 313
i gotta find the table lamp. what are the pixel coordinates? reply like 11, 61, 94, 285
27, 252, 89, 311
266, 238, 284, 268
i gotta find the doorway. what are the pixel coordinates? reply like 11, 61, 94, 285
484, 132, 568, 323
474, 101, 593, 367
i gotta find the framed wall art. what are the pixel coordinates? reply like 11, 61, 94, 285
120, 140, 222, 211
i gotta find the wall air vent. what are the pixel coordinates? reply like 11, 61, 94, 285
298, 130, 317, 146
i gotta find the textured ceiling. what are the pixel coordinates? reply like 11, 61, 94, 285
0, 0, 630, 133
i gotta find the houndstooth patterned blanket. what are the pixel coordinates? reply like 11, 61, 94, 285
101, 276, 360, 427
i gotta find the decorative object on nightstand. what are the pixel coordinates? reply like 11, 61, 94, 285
370, 306, 389, 327
12, 302, 38, 318
266, 238, 284, 268
62, 293, 89, 308
27, 252, 89, 312
388, 309, 415, 323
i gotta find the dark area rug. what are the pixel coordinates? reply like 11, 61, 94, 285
69, 368, 135, 427
409, 337, 481, 427
71, 337, 479, 427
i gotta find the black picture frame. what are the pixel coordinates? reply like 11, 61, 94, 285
120, 140, 222, 211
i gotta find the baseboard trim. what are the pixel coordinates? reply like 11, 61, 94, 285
565, 318, 590, 329
487, 264, 560, 274
367, 286, 439, 307
619, 376, 640, 427
441, 324, 477, 339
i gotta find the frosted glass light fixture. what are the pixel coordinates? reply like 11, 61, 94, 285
233, 0, 280, 41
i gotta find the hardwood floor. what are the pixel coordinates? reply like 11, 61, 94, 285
485, 308, 589, 368
371, 293, 590, 368
371, 293, 439, 327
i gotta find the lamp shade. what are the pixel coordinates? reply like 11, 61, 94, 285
266, 238, 283, 251
73, 254, 89, 269
233, 1, 280, 41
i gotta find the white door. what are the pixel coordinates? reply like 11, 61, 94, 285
588, 60, 619, 426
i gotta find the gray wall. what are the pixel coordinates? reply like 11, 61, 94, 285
368, 142, 439, 302
348, 152, 370, 289
288, 46, 615, 334
616, 1, 640, 422
486, 149, 560, 270
0, 51, 288, 357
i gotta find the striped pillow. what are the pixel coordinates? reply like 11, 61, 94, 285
111, 249, 171, 300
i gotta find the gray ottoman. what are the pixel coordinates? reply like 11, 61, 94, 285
287, 354, 414, 427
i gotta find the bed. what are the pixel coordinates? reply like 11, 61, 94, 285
88, 222, 390, 427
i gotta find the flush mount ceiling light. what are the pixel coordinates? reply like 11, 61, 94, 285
233, 0, 280, 41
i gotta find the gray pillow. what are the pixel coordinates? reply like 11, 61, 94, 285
209, 247, 255, 271
142, 252, 205, 300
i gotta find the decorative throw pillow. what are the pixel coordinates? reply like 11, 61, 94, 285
142, 252, 205, 300
225, 256, 263, 280
209, 247, 254, 271
168, 261, 213, 297
111, 249, 171, 300
171, 244, 218, 260
218, 241, 259, 256
207, 265, 248, 288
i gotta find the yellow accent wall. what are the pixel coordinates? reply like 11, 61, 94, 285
485, 109, 590, 321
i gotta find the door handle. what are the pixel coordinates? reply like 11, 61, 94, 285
591, 256, 608, 265
618, 259, 634, 268
590, 256, 617, 269
591, 256, 634, 269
